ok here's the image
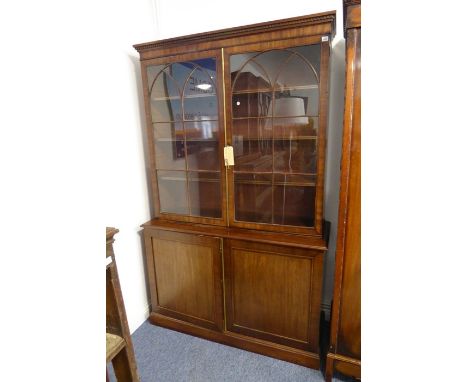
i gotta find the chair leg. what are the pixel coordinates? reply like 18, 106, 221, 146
111, 347, 139, 382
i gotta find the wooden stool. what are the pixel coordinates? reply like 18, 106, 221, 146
106, 227, 139, 381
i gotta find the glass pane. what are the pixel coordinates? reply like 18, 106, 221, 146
153, 122, 184, 141
231, 61, 272, 92
148, 66, 181, 99
183, 95, 218, 121
147, 64, 164, 87
183, 59, 217, 97
154, 140, 186, 170
273, 117, 318, 139
273, 137, 317, 174
184, 120, 219, 140
275, 52, 319, 90
232, 91, 272, 118
157, 170, 188, 215
234, 138, 272, 173
274, 89, 319, 117
293, 44, 321, 75
150, 98, 182, 122
273, 182, 315, 226
148, 57, 222, 220
168, 62, 195, 88
231, 44, 321, 228
185, 142, 218, 171
184, 121, 219, 171
233, 118, 273, 140
254, 50, 291, 85
234, 173, 272, 223
188, 171, 221, 218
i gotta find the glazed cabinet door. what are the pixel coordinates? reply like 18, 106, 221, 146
224, 36, 330, 235
141, 50, 227, 226
223, 239, 323, 351
144, 229, 224, 331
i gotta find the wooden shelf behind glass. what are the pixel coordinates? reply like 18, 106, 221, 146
232, 84, 319, 95
151, 93, 218, 101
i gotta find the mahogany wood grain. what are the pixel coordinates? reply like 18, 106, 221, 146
328, 353, 361, 379
134, 12, 336, 60
135, 11, 336, 370
326, 1, 361, 380
344, 2, 361, 32
315, 37, 330, 235
142, 219, 328, 250
146, 229, 224, 331
224, 240, 323, 352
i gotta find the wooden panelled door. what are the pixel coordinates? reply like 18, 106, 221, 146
144, 230, 224, 331
223, 240, 323, 352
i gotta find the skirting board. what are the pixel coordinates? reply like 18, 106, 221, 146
149, 312, 321, 370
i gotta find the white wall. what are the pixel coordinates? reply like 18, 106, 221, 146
102, 0, 159, 332
113, 0, 346, 331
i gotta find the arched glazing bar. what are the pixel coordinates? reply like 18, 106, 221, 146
230, 45, 321, 227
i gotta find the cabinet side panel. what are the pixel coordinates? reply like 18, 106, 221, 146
337, 27, 361, 358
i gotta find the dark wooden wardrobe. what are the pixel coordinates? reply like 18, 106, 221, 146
326, 0, 361, 380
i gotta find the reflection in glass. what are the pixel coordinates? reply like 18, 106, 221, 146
184, 121, 219, 141
273, 174, 315, 226
235, 173, 273, 223
184, 95, 218, 120
188, 172, 221, 218
273, 183, 315, 226
233, 118, 273, 140
186, 141, 219, 171
273, 138, 317, 174
275, 53, 318, 90
153, 122, 184, 141
148, 58, 222, 219
151, 98, 182, 122
273, 117, 318, 139
230, 44, 321, 228
157, 170, 189, 215
154, 140, 186, 170
273, 89, 319, 117
232, 91, 271, 118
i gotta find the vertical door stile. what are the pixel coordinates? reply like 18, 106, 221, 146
221, 47, 230, 226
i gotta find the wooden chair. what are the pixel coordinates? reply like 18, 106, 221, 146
106, 227, 139, 381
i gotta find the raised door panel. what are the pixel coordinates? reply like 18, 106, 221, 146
147, 229, 223, 331
224, 240, 323, 351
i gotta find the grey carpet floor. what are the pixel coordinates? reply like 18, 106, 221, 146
108, 320, 352, 382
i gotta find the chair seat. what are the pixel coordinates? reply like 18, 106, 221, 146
106, 333, 125, 363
